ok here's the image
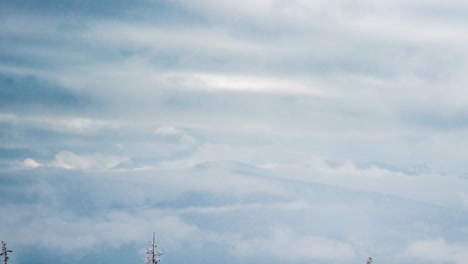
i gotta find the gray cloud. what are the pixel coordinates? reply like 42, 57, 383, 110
2, 1, 468, 263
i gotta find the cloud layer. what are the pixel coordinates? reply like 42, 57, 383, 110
2, 0, 468, 263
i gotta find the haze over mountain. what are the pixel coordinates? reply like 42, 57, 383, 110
2, 0, 468, 263
2, 160, 468, 264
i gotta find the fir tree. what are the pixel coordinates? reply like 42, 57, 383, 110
146, 233, 163, 264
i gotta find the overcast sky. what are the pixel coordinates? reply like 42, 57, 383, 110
1, 1, 468, 264
3, 0, 468, 173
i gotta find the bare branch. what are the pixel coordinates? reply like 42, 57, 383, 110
1, 241, 13, 264
145, 233, 164, 264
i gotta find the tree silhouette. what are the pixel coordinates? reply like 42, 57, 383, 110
0, 241, 12, 264
146, 233, 163, 264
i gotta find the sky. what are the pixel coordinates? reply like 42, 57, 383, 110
1, 0, 468, 264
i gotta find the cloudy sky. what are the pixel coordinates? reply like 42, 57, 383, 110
1, 0, 468, 264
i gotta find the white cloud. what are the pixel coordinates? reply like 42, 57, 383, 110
0, 205, 201, 252
231, 228, 355, 261
167, 72, 329, 96
402, 239, 468, 264
154, 126, 185, 136
154, 126, 197, 146
22, 158, 42, 168
51, 151, 127, 170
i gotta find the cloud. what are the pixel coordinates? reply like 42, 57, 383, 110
154, 126, 197, 146
50, 151, 127, 170
3, 1, 468, 205
22, 158, 42, 168
154, 126, 185, 136
3, 1, 468, 264
231, 228, 355, 261
2, 162, 468, 264
177, 200, 309, 215
156, 144, 252, 169
164, 72, 329, 96
0, 112, 117, 135
402, 239, 468, 264
279, 158, 468, 210
0, 205, 200, 252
